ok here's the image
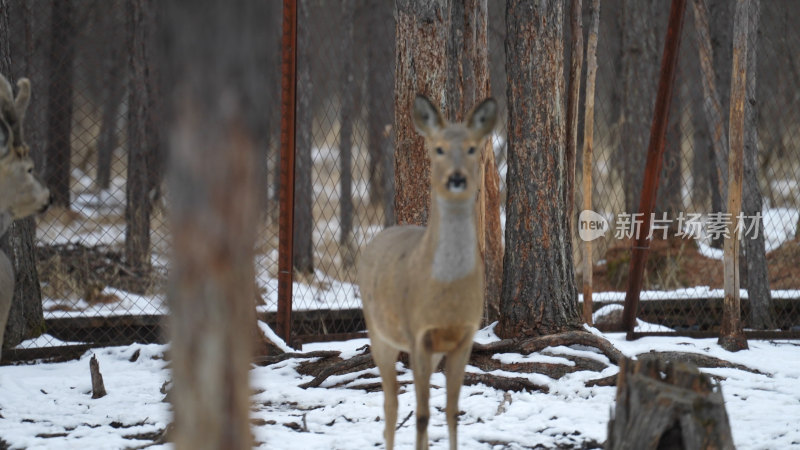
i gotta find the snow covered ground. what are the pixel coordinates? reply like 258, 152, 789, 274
2, 325, 799, 449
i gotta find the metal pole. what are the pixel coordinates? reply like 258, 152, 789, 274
278, 0, 297, 345
621, 0, 687, 339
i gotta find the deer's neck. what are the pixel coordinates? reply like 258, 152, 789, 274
427, 197, 478, 282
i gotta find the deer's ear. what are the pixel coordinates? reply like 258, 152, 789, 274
466, 98, 497, 140
412, 95, 444, 137
14, 78, 30, 120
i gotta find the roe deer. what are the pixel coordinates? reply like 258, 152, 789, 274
358, 95, 497, 450
0, 74, 51, 358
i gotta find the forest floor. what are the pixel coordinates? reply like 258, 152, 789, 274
1, 325, 799, 449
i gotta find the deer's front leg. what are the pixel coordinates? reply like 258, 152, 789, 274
444, 333, 475, 450
411, 343, 433, 450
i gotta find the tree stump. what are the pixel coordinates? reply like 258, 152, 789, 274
607, 357, 734, 450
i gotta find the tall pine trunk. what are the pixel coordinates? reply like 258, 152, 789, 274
394, 0, 501, 321
498, 0, 581, 338
394, 0, 450, 227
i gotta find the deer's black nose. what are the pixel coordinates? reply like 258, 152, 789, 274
447, 172, 467, 192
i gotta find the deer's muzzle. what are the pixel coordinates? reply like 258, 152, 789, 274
446, 172, 467, 192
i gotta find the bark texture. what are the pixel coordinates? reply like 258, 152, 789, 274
162, 1, 260, 448
394, 0, 450, 227
498, 0, 581, 338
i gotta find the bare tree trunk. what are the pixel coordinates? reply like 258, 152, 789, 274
692, 0, 730, 247
44, 0, 74, 208
581, 0, 601, 325
339, 0, 356, 268
293, 0, 314, 275
125, 0, 155, 278
365, 0, 395, 227
719, 0, 750, 352
498, 0, 581, 338
394, 0, 450, 227
0, 1, 46, 350
565, 0, 583, 231
618, 0, 661, 214
162, 1, 259, 448
446, 0, 502, 324
95, 6, 126, 192
395, 0, 500, 321
739, 0, 772, 330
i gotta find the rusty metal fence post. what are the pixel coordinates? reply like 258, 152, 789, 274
277, 0, 297, 345
621, 0, 687, 338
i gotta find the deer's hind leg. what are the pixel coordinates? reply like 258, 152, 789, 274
370, 336, 400, 450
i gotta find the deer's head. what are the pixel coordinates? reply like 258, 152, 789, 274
0, 74, 50, 222
412, 95, 497, 203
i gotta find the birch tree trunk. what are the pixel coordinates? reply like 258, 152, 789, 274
498, 0, 582, 338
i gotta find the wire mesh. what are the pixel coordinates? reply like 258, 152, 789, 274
3, 1, 800, 359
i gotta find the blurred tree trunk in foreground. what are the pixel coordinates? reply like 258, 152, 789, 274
162, 1, 262, 448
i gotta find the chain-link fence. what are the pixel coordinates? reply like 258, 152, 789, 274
2, 1, 799, 360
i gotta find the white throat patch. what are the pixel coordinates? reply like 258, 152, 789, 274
432, 199, 477, 282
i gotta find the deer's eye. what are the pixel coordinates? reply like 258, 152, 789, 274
467, 146, 476, 155
435, 147, 444, 155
